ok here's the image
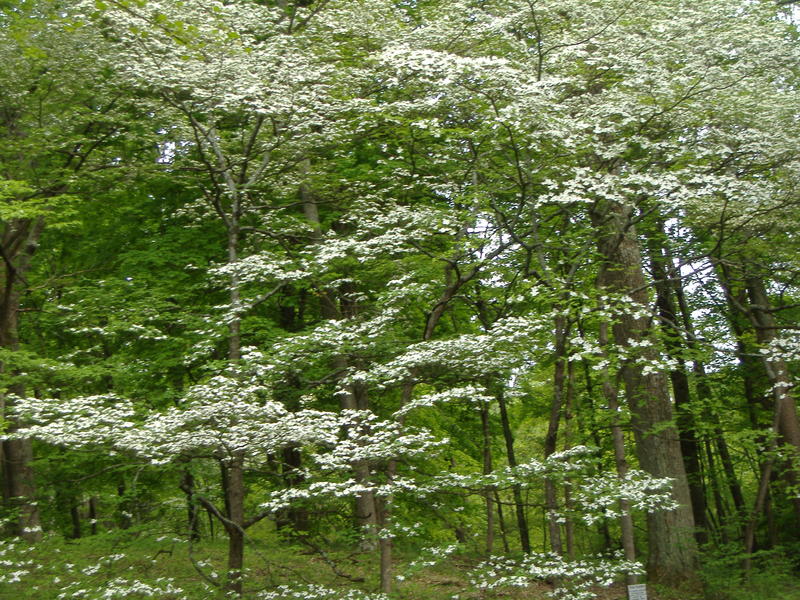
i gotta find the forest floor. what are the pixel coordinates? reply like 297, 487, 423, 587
1, 529, 799, 600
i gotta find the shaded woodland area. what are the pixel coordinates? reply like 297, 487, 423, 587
1, 0, 800, 598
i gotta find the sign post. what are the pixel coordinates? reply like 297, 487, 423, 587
627, 583, 648, 600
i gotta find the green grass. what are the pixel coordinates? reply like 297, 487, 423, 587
3, 529, 800, 600
0, 526, 475, 600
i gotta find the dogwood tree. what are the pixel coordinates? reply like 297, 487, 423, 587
2, 0, 800, 599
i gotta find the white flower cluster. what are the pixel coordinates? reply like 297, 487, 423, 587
0, 532, 36, 585
7, 377, 340, 465
572, 471, 679, 525
313, 410, 447, 471
208, 201, 457, 291
260, 440, 635, 522
362, 317, 547, 386
210, 253, 308, 287
430, 446, 596, 492
470, 551, 643, 600
257, 585, 388, 600
77, 0, 331, 120
8, 394, 136, 449
393, 385, 494, 418
761, 334, 800, 365
400, 544, 458, 576
55, 577, 185, 599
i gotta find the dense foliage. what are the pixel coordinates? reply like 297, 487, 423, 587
1, 0, 799, 598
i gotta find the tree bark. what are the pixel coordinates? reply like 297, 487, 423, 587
88, 496, 98, 536
495, 489, 511, 554
182, 470, 201, 542
497, 386, 531, 553
598, 318, 638, 585
544, 315, 568, 556
563, 360, 576, 559
116, 482, 132, 530
221, 458, 246, 595
70, 503, 82, 540
593, 200, 697, 585
676, 265, 745, 526
281, 445, 309, 536
742, 395, 781, 572
302, 182, 379, 545
646, 229, 708, 544
744, 277, 800, 525
0, 218, 44, 542
481, 403, 495, 554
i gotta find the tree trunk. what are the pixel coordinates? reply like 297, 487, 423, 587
88, 496, 98, 536
182, 470, 201, 542
56, 485, 82, 539
303, 185, 378, 546
703, 439, 728, 542
563, 360, 576, 559
718, 259, 800, 532
647, 229, 708, 544
744, 276, 800, 525
70, 503, 82, 540
593, 201, 697, 585
544, 315, 568, 556
497, 387, 531, 553
0, 434, 40, 540
223, 185, 246, 595
221, 457, 246, 596
117, 482, 132, 530
598, 318, 638, 585
743, 410, 777, 573
377, 488, 393, 593
280, 445, 309, 536
675, 263, 745, 526
0, 218, 44, 542
495, 489, 510, 554
335, 376, 378, 548
481, 404, 495, 555
717, 268, 771, 426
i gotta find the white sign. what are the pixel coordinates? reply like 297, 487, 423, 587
627, 583, 648, 600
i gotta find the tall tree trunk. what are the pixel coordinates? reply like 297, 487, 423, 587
544, 315, 568, 556
481, 403, 495, 555
598, 318, 638, 585
378, 493, 393, 594
185, 111, 279, 594
336, 375, 378, 547
88, 496, 98, 536
182, 470, 201, 542
563, 360, 576, 559
497, 386, 531, 553
744, 277, 800, 525
593, 201, 697, 585
646, 228, 708, 544
0, 218, 44, 542
221, 458, 245, 596
742, 397, 782, 572
70, 502, 82, 540
281, 445, 309, 536
718, 260, 800, 533
56, 485, 82, 539
302, 183, 378, 545
703, 439, 728, 543
495, 489, 511, 554
676, 265, 745, 526
224, 192, 247, 594
717, 267, 771, 425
